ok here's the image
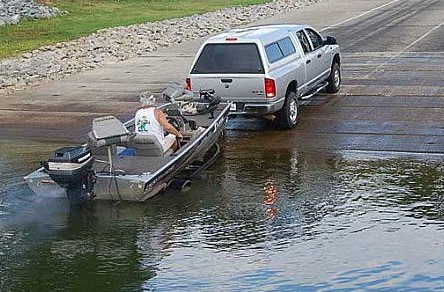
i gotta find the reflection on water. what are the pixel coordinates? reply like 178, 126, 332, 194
0, 137, 444, 291
264, 180, 278, 221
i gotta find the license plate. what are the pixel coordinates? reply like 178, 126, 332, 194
230, 103, 236, 111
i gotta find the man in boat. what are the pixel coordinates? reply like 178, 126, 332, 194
135, 93, 183, 152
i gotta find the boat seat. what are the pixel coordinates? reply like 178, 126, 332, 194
131, 134, 172, 157
87, 116, 130, 154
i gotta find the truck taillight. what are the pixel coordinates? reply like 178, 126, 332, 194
264, 78, 276, 98
185, 78, 191, 91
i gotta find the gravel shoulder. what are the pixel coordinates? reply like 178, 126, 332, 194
0, 0, 61, 26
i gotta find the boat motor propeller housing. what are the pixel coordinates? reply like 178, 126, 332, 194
41, 146, 95, 204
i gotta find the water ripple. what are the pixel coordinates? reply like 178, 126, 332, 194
1, 139, 444, 290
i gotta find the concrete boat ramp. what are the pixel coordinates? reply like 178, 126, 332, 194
0, 0, 443, 158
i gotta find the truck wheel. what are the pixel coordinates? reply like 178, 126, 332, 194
276, 91, 299, 129
325, 62, 341, 93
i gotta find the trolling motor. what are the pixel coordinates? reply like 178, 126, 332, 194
41, 146, 96, 205
198, 89, 222, 119
161, 82, 221, 122
175, 88, 221, 119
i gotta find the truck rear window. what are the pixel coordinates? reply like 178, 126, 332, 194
191, 43, 264, 74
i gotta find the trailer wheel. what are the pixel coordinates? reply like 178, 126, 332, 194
276, 91, 299, 129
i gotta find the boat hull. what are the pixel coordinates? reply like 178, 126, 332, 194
24, 102, 230, 203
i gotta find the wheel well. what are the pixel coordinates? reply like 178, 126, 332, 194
286, 81, 298, 97
333, 53, 341, 66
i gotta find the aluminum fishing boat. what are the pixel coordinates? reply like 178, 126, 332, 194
24, 86, 231, 204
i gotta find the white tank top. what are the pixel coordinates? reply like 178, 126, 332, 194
135, 107, 164, 144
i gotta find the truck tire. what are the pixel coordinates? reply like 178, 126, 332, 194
325, 62, 341, 93
276, 91, 299, 129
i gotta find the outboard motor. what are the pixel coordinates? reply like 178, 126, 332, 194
41, 146, 95, 205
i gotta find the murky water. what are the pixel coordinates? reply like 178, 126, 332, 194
1, 134, 444, 291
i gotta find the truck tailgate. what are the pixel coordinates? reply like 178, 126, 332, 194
190, 75, 265, 102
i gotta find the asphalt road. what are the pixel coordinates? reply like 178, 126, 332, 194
1, 0, 443, 156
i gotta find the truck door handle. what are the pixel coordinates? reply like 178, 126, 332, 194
221, 78, 232, 83
306, 60, 311, 64
317, 54, 322, 58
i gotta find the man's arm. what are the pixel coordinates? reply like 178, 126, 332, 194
155, 109, 183, 138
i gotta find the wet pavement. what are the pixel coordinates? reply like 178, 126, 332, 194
1, 0, 444, 290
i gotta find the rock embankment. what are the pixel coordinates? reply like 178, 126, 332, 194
0, 0, 61, 26
0, 0, 324, 96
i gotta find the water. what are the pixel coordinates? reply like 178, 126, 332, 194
1, 134, 444, 291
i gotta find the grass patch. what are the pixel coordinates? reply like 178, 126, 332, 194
0, 0, 269, 59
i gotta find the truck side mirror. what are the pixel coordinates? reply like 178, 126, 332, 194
325, 36, 338, 45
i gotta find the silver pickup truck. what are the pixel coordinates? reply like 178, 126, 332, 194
185, 24, 341, 129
